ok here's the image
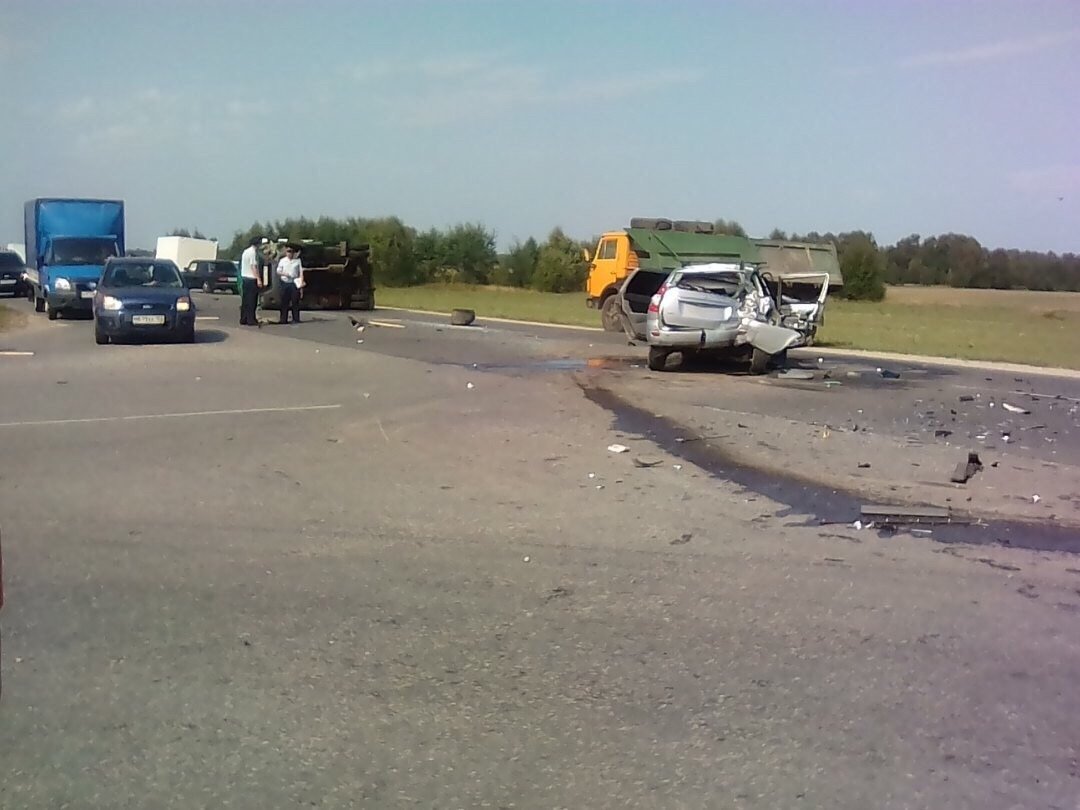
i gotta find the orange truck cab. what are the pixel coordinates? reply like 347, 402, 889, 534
585, 218, 843, 331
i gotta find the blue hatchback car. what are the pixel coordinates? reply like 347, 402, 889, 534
93, 257, 196, 345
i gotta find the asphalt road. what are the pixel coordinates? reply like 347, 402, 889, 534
1, 293, 1079, 809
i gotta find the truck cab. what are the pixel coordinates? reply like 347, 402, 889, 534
24, 198, 125, 320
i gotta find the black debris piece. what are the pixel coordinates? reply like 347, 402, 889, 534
935, 429, 953, 438
879, 369, 901, 379
950, 451, 984, 484
670, 533, 693, 545
958, 395, 975, 402
858, 462, 871, 469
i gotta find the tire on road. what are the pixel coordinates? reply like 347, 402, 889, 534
95, 326, 109, 345
749, 347, 770, 375
647, 346, 670, 371
450, 308, 476, 326
34, 294, 45, 312
46, 301, 58, 321
600, 294, 623, 332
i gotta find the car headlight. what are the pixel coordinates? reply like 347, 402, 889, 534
54, 277, 72, 291
101, 295, 123, 311
176, 296, 192, 312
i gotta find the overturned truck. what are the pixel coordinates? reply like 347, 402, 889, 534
258, 240, 375, 312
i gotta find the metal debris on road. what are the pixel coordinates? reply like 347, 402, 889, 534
950, 451, 983, 484
466, 382, 475, 389
959, 395, 975, 402
670, 532, 693, 545
777, 369, 815, 381
934, 429, 953, 438
1033, 495, 1041, 504
858, 462, 871, 469
607, 443, 630, 454
632, 458, 663, 468
877, 368, 901, 379
522, 555, 531, 563
1002, 402, 1031, 414
860, 504, 958, 525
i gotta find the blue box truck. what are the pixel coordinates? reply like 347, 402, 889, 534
24, 198, 125, 320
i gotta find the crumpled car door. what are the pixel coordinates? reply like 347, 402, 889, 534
775, 272, 830, 337
618, 270, 668, 339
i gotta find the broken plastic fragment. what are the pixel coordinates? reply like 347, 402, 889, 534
607, 444, 630, 454
1002, 402, 1030, 414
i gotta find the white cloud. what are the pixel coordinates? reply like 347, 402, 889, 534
900, 29, 1080, 69
348, 52, 701, 127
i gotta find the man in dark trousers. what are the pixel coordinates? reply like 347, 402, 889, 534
275, 244, 305, 324
238, 236, 264, 325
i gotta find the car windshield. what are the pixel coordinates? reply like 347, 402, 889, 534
213, 261, 237, 272
0, 252, 23, 269
103, 262, 183, 288
50, 238, 118, 266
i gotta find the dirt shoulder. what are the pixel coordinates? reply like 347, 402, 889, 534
0, 303, 28, 334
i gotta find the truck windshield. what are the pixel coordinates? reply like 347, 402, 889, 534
103, 262, 183, 288
50, 239, 118, 266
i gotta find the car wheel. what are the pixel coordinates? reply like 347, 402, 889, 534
34, 295, 45, 312
647, 347, 670, 372
46, 300, 58, 320
95, 326, 109, 345
182, 326, 195, 344
600, 295, 622, 332
202, 281, 212, 293
749, 347, 770, 375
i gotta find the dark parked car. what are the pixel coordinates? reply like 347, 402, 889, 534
182, 259, 239, 293
0, 250, 26, 297
93, 258, 196, 345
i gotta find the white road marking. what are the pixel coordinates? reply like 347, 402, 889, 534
0, 351, 34, 357
195, 316, 219, 321
0, 403, 342, 429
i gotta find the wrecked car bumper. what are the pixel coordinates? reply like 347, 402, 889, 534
646, 315, 805, 356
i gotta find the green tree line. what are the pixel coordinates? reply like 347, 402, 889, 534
219, 216, 1078, 298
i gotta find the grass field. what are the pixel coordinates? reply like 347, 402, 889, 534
378, 284, 1080, 369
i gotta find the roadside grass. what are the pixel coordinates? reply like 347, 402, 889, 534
0, 303, 28, 333
378, 283, 1080, 369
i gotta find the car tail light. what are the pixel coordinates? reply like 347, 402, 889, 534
647, 283, 668, 314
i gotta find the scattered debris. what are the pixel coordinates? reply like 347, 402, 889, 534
673, 464, 683, 471
357, 339, 364, 344
978, 558, 1020, 571
958, 394, 975, 402
348, 316, 366, 332
852, 520, 864, 530
824, 380, 842, 387
1002, 402, 1030, 414
910, 528, 934, 536
670, 533, 693, 546
466, 382, 475, 389
543, 586, 571, 602
632, 458, 663, 468
1032, 495, 1041, 504
607, 443, 630, 454
934, 429, 953, 438
857, 462, 871, 469
877, 368, 901, 379
587, 473, 596, 479
860, 504, 958, 525
627, 340, 636, 347
522, 555, 530, 563
950, 452, 983, 484
777, 369, 815, 381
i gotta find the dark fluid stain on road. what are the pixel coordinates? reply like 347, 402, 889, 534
456, 357, 641, 374
581, 383, 1080, 554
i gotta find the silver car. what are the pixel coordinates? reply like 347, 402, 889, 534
618, 263, 829, 372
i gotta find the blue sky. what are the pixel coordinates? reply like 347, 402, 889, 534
1, 0, 1077, 252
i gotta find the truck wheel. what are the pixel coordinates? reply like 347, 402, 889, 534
600, 295, 622, 332
34, 294, 45, 312
46, 301, 58, 320
749, 347, 770, 375
647, 347, 670, 371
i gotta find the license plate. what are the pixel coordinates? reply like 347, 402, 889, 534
131, 314, 165, 325
0, 279, 15, 286
80, 290, 95, 299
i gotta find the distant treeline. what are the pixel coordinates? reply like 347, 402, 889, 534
208, 216, 1078, 295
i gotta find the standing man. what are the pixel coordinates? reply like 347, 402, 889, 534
275, 244, 304, 324
238, 236, 264, 326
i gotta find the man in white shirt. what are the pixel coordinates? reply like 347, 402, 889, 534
238, 236, 265, 326
275, 244, 304, 324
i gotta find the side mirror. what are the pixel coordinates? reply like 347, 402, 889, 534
581, 249, 592, 263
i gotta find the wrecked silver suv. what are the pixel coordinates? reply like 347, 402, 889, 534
618, 263, 829, 373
